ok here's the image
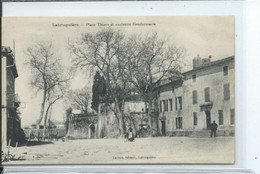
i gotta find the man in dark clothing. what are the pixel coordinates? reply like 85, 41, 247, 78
210, 120, 218, 137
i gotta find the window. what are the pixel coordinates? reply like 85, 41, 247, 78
230, 109, 235, 125
224, 83, 230, 100
193, 112, 197, 125
169, 99, 173, 111
192, 74, 196, 82
204, 87, 210, 102
175, 97, 178, 110
218, 110, 224, 125
176, 117, 183, 129
163, 100, 166, 112
177, 96, 182, 110
172, 86, 175, 93
160, 101, 162, 113
223, 66, 228, 75
166, 100, 168, 112
192, 90, 198, 104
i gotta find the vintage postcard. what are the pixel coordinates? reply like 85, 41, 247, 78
1, 16, 235, 164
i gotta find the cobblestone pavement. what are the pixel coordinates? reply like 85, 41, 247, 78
3, 136, 235, 164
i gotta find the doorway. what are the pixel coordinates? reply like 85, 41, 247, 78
89, 124, 95, 138
161, 120, 166, 136
205, 111, 211, 129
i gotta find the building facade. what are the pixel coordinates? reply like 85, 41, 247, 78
1, 47, 25, 147
157, 55, 235, 136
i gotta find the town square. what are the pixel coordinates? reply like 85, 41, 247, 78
2, 16, 235, 164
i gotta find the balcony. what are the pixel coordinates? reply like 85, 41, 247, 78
200, 101, 213, 111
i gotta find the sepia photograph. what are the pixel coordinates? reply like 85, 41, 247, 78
1, 16, 235, 164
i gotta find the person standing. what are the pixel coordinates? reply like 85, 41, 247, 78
128, 128, 135, 142
210, 120, 218, 137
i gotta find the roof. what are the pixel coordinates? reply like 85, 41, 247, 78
183, 56, 234, 75
157, 56, 234, 88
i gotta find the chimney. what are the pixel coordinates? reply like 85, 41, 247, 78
193, 54, 202, 69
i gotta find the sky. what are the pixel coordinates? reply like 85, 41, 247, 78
2, 16, 235, 127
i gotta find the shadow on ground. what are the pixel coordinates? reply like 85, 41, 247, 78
25, 141, 54, 146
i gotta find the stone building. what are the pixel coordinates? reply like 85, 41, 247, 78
67, 109, 99, 139
157, 55, 235, 136
1, 46, 25, 147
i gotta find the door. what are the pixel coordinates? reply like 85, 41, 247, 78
90, 124, 95, 138
161, 121, 166, 136
205, 111, 211, 129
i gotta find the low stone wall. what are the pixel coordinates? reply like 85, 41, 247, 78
67, 115, 98, 139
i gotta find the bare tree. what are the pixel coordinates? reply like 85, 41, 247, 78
43, 84, 66, 139
70, 29, 185, 136
26, 42, 71, 137
66, 88, 91, 115
70, 28, 132, 136
126, 32, 186, 129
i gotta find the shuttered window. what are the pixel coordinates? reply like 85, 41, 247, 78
224, 83, 230, 100
230, 109, 235, 125
223, 66, 228, 75
178, 96, 182, 110
176, 117, 183, 129
163, 100, 166, 112
205, 87, 210, 102
166, 100, 168, 112
193, 112, 197, 125
175, 97, 177, 110
192, 74, 196, 82
169, 99, 173, 111
218, 110, 224, 125
160, 101, 162, 112
192, 90, 198, 104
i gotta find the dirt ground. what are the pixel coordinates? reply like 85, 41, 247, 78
2, 136, 235, 164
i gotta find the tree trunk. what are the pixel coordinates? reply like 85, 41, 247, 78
122, 115, 127, 134
148, 95, 153, 125
148, 94, 159, 135
36, 89, 47, 138
114, 99, 125, 137
118, 114, 124, 137
131, 117, 137, 137
43, 119, 47, 141
42, 104, 51, 140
